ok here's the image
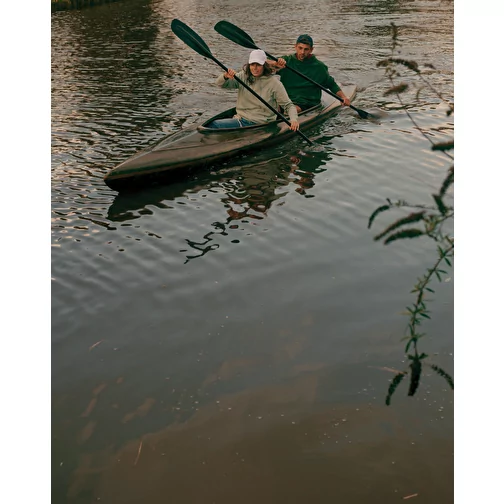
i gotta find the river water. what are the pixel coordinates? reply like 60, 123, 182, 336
51, 0, 454, 502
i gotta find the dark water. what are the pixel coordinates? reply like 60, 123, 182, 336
52, 1, 454, 502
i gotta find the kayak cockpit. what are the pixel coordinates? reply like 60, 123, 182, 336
197, 103, 324, 132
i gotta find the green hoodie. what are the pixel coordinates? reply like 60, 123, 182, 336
216, 70, 298, 124
277, 54, 341, 108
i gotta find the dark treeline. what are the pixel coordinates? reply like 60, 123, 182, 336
52, 0, 124, 12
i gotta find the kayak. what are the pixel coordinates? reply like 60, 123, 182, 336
104, 84, 357, 191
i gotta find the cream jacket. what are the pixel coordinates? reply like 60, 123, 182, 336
216, 70, 298, 124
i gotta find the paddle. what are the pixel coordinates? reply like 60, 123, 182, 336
170, 19, 313, 145
214, 20, 379, 121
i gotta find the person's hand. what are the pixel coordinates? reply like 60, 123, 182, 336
276, 58, 286, 68
340, 95, 351, 106
289, 120, 300, 131
224, 68, 236, 79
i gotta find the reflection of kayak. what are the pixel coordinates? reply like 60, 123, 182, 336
104, 84, 356, 191
106, 147, 334, 222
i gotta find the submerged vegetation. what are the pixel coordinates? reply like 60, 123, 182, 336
370, 23, 454, 405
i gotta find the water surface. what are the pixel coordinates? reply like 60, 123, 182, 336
52, 1, 454, 502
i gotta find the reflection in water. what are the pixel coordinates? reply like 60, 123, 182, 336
107, 147, 334, 263
51, 3, 181, 180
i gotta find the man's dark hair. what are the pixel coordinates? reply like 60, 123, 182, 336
296, 34, 313, 47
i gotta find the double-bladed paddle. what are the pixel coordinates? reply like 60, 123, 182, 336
170, 19, 313, 145
214, 20, 379, 121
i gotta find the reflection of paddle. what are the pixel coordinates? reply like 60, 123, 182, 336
170, 19, 313, 145
214, 20, 380, 121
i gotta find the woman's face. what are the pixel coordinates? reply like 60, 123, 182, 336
249, 63, 264, 77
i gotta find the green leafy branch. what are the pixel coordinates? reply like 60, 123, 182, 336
372, 24, 454, 405
377, 22, 454, 160
368, 168, 454, 244
371, 188, 454, 404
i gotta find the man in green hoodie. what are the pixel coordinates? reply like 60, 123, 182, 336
272, 34, 351, 112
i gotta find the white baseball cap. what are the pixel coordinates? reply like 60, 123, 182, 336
248, 49, 267, 65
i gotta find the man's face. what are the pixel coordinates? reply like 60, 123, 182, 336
295, 42, 313, 61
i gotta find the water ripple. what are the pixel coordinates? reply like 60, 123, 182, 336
52, 2, 453, 501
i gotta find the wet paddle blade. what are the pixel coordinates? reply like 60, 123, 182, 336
351, 105, 382, 121
214, 21, 259, 50
352, 106, 371, 120
171, 19, 213, 60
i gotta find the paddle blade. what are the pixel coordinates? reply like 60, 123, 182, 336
171, 19, 213, 60
352, 105, 382, 122
214, 20, 259, 50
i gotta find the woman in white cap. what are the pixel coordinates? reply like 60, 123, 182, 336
207, 49, 299, 130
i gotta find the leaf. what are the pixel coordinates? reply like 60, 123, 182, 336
431, 140, 454, 151
385, 372, 406, 406
432, 193, 447, 215
419, 313, 431, 319
374, 211, 426, 241
430, 364, 454, 389
408, 356, 422, 396
368, 204, 391, 229
391, 58, 420, 72
378, 57, 420, 72
383, 228, 425, 245
439, 166, 454, 197
384, 83, 409, 96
